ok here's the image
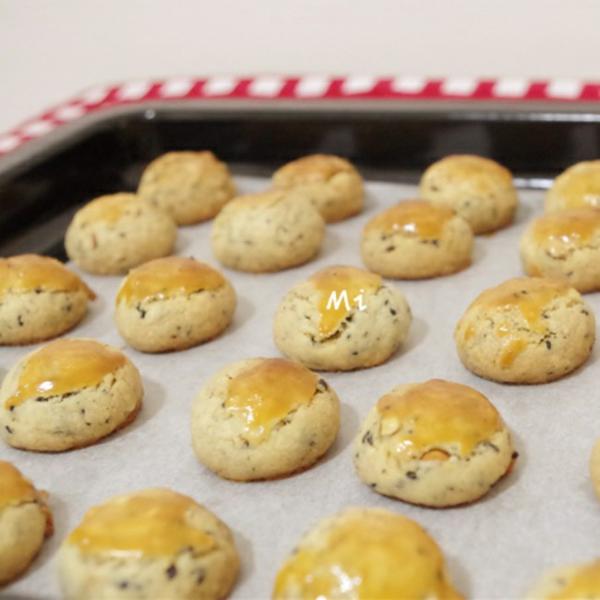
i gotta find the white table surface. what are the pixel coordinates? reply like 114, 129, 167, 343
2, 0, 600, 133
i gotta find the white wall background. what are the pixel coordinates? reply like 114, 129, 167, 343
1, 0, 600, 131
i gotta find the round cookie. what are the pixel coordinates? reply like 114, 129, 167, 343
274, 265, 411, 371
138, 151, 236, 225
590, 438, 600, 502
354, 379, 516, 507
0, 461, 53, 585
420, 154, 518, 234
272, 154, 364, 222
211, 189, 325, 273
361, 200, 473, 279
273, 507, 463, 599
0, 254, 95, 345
58, 488, 239, 600
525, 560, 600, 600
520, 208, 600, 293
0, 338, 143, 452
191, 358, 340, 481
115, 257, 236, 353
546, 160, 600, 213
65, 192, 177, 275
455, 277, 595, 384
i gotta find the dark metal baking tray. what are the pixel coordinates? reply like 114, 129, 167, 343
1, 99, 600, 258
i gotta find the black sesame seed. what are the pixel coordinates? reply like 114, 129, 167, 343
166, 565, 177, 579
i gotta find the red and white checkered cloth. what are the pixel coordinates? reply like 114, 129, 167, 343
1, 76, 599, 157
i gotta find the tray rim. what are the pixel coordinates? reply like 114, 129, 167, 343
2, 75, 600, 163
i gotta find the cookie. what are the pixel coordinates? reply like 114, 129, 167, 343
520, 208, 600, 293
211, 189, 325, 273
273, 507, 463, 599
58, 488, 239, 600
0, 254, 95, 345
0, 461, 53, 585
354, 379, 516, 507
191, 358, 340, 481
274, 265, 411, 371
455, 277, 595, 384
545, 160, 600, 213
420, 154, 518, 234
0, 338, 143, 452
361, 200, 473, 279
590, 438, 600, 502
65, 193, 177, 275
138, 151, 236, 225
525, 560, 600, 600
115, 257, 236, 353
272, 154, 364, 222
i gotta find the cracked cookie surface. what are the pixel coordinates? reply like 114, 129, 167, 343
361, 199, 473, 279
0, 254, 95, 345
138, 151, 236, 225
0, 461, 53, 585
274, 265, 411, 371
420, 154, 518, 234
0, 338, 143, 451
115, 257, 236, 353
58, 488, 239, 600
211, 189, 325, 273
191, 358, 340, 481
354, 379, 516, 507
455, 277, 595, 383
272, 154, 364, 223
273, 507, 463, 599
65, 193, 177, 275
545, 160, 600, 213
521, 207, 600, 292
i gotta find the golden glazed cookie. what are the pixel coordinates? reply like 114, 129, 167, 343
115, 257, 236, 353
273, 507, 463, 600
138, 151, 236, 225
272, 154, 364, 222
211, 189, 325, 273
191, 358, 340, 481
521, 208, 600, 292
455, 277, 595, 384
0, 254, 95, 345
361, 200, 473, 279
65, 193, 177, 275
274, 266, 411, 371
354, 379, 516, 507
420, 154, 518, 234
0, 338, 143, 452
546, 160, 600, 213
58, 488, 239, 600
525, 560, 600, 600
0, 461, 53, 586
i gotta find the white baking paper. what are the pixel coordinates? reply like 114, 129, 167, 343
3, 176, 600, 600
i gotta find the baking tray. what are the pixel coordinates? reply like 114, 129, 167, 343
2, 81, 600, 600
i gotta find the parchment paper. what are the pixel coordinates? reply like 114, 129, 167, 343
3, 176, 600, 600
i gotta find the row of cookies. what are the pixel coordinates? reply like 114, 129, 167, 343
0, 332, 512, 507
0, 460, 467, 597
0, 254, 597, 385
63, 151, 515, 280
62, 149, 600, 298
5, 458, 600, 598
0, 330, 594, 512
